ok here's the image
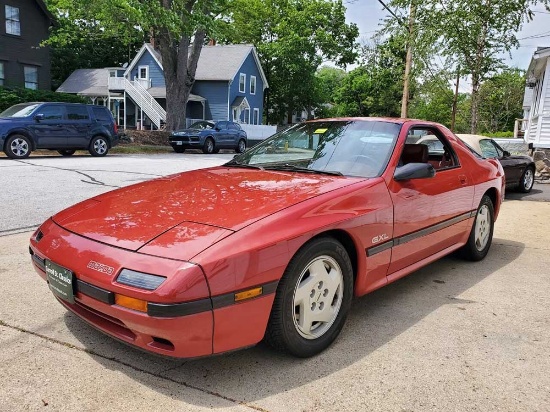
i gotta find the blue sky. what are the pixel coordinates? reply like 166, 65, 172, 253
344, 1, 550, 71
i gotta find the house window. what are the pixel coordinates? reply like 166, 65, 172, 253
250, 76, 256, 95
243, 108, 250, 124
253, 108, 259, 125
0, 62, 4, 86
138, 66, 148, 79
5, 5, 20, 36
24, 66, 38, 89
232, 108, 237, 121
239, 73, 246, 93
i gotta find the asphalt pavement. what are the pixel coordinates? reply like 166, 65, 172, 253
1, 153, 549, 411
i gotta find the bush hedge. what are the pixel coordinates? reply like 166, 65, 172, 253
0, 86, 86, 112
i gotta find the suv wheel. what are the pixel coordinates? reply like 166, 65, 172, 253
5, 134, 32, 159
89, 136, 109, 157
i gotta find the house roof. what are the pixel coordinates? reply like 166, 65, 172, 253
527, 46, 550, 78
34, 0, 55, 23
57, 68, 205, 101
56, 69, 110, 96
126, 43, 269, 89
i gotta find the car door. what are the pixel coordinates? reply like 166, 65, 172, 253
65, 105, 93, 148
386, 125, 475, 278
28, 104, 68, 148
227, 122, 241, 147
479, 139, 521, 185
214, 121, 230, 147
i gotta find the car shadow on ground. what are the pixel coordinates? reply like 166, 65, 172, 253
64, 239, 524, 407
505, 187, 548, 201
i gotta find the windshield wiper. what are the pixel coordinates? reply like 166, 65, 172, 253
224, 159, 264, 170
263, 164, 343, 176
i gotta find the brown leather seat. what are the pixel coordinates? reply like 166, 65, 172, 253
401, 144, 428, 164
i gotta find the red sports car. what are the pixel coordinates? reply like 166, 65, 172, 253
30, 118, 505, 358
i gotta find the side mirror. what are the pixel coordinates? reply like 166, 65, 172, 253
34, 114, 44, 122
394, 163, 436, 181
503, 150, 511, 157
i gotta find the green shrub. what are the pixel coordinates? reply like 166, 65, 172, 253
484, 131, 514, 138
0, 86, 86, 112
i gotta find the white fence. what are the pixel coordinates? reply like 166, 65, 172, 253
241, 124, 277, 140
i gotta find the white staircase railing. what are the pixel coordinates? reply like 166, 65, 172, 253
109, 77, 166, 129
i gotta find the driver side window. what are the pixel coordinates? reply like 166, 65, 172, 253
402, 127, 458, 170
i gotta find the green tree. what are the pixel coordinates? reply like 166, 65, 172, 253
386, 0, 546, 133
332, 36, 407, 117
310, 66, 346, 118
44, 1, 146, 90
477, 68, 525, 133
223, 0, 358, 124
49, 0, 226, 130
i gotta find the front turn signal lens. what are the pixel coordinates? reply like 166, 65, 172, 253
234, 287, 263, 302
115, 294, 148, 312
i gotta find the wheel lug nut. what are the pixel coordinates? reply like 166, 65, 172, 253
323, 289, 329, 297
319, 302, 324, 310
310, 290, 315, 298
311, 302, 316, 310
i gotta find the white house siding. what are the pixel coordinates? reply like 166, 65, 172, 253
526, 59, 550, 146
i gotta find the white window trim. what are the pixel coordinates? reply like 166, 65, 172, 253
239, 73, 246, 93
244, 108, 250, 124
138, 65, 149, 80
0, 62, 4, 86
5, 5, 20, 36
250, 76, 256, 95
253, 108, 259, 125
24, 66, 38, 90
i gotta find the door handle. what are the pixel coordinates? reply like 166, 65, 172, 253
459, 174, 467, 185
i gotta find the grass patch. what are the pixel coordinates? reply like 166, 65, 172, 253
111, 145, 173, 154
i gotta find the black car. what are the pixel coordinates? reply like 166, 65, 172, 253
0, 102, 119, 159
457, 134, 536, 193
169, 120, 247, 154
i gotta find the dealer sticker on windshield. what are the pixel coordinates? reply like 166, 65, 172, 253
45, 260, 75, 304
314, 128, 328, 134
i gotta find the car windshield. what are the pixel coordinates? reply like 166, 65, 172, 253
0, 103, 40, 118
189, 121, 214, 130
230, 120, 401, 178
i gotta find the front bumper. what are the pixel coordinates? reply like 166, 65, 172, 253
169, 136, 203, 149
29, 220, 276, 358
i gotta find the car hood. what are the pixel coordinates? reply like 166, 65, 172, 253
52, 166, 358, 258
172, 128, 208, 135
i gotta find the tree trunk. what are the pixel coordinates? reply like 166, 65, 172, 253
470, 72, 480, 134
159, 30, 206, 131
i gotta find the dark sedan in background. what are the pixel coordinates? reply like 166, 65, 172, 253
417, 133, 536, 193
457, 134, 536, 193
169, 120, 247, 154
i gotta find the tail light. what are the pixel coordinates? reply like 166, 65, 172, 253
114, 122, 119, 134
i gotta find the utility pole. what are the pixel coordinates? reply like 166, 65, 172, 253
401, 2, 415, 118
451, 67, 460, 132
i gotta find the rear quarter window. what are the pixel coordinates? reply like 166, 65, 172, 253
92, 107, 112, 122
66, 105, 90, 121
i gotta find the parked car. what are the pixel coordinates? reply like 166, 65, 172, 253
457, 134, 536, 193
417, 133, 536, 193
168, 120, 247, 154
30, 118, 504, 359
0, 102, 119, 159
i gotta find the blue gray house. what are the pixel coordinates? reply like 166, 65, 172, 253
57, 43, 269, 130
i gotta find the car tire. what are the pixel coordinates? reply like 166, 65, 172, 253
518, 166, 535, 193
458, 195, 494, 261
173, 147, 185, 153
5, 134, 32, 159
265, 237, 353, 357
58, 150, 76, 157
213, 148, 220, 154
236, 139, 246, 153
203, 137, 215, 154
89, 136, 109, 157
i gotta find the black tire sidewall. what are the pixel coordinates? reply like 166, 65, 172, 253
6, 134, 31, 159
236, 139, 246, 153
203, 138, 214, 154
89, 136, 108, 157
269, 237, 353, 357
463, 195, 495, 261
519, 167, 534, 193
173, 147, 185, 153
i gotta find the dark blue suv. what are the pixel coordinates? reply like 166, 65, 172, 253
0, 102, 119, 159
